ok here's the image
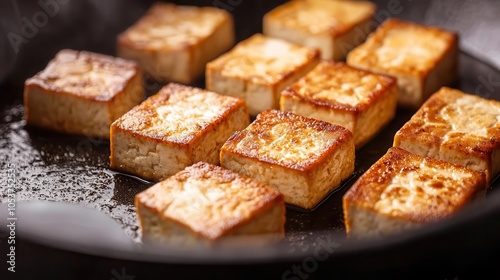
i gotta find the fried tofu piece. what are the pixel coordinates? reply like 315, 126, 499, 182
394, 87, 500, 183
347, 18, 458, 108
135, 162, 285, 245
343, 147, 486, 238
117, 2, 235, 84
110, 83, 249, 181
206, 34, 320, 116
24, 49, 144, 139
221, 109, 355, 210
280, 61, 398, 148
263, 0, 376, 60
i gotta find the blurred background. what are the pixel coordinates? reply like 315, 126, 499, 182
0, 0, 287, 91
1, 0, 499, 92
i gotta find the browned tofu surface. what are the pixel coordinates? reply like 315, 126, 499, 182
347, 18, 458, 108
24, 49, 144, 138
394, 87, 500, 183
117, 2, 235, 84
135, 162, 285, 244
221, 109, 355, 209
110, 83, 249, 181
263, 0, 376, 60
206, 34, 320, 116
343, 147, 485, 238
281, 61, 398, 148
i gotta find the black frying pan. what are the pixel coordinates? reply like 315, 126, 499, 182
1, 0, 500, 279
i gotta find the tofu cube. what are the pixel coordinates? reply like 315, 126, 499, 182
263, 0, 376, 60
347, 18, 458, 108
394, 87, 500, 184
280, 61, 398, 148
135, 162, 285, 245
110, 83, 249, 181
117, 2, 235, 84
24, 49, 144, 139
221, 109, 355, 210
343, 147, 485, 238
206, 34, 320, 116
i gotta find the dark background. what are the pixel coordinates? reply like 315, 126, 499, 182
1, 0, 500, 279
2, 0, 500, 89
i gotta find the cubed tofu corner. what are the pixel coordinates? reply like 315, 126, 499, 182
23, 49, 144, 139
263, 0, 376, 60
347, 18, 458, 108
221, 109, 355, 210
135, 162, 285, 246
110, 83, 249, 181
117, 2, 235, 84
206, 34, 320, 116
343, 147, 485, 239
280, 61, 398, 149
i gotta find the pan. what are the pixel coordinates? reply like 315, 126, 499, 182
1, 0, 500, 279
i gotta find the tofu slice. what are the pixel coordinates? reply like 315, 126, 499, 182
221, 109, 355, 210
263, 0, 376, 60
24, 49, 144, 139
117, 2, 235, 84
343, 147, 486, 238
347, 18, 458, 108
280, 61, 398, 148
394, 87, 500, 184
206, 34, 320, 116
135, 162, 285, 246
110, 83, 249, 181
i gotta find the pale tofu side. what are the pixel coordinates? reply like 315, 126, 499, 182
394, 87, 500, 184
110, 128, 191, 181
343, 205, 422, 238
206, 34, 320, 116
347, 18, 458, 108
137, 202, 284, 247
280, 61, 398, 148
24, 49, 144, 139
221, 109, 355, 209
109, 72, 144, 122
135, 162, 285, 245
352, 84, 398, 148
343, 147, 486, 238
117, 2, 235, 84
263, 0, 376, 60
25, 86, 109, 138
110, 83, 249, 181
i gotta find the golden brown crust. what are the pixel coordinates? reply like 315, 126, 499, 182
282, 61, 397, 114
221, 109, 353, 173
24, 49, 139, 102
206, 34, 320, 86
394, 87, 500, 160
112, 83, 247, 145
347, 18, 458, 77
264, 0, 376, 37
343, 147, 485, 223
135, 162, 284, 240
117, 2, 233, 52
